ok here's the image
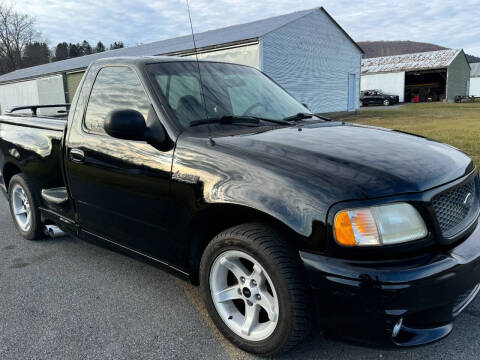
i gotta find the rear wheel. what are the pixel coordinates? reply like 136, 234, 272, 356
383, 99, 390, 106
8, 174, 44, 240
200, 223, 310, 356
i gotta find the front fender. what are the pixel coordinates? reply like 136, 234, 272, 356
171, 135, 359, 238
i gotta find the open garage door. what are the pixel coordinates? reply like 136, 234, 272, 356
404, 69, 447, 102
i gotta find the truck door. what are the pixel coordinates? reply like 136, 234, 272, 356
65, 66, 176, 263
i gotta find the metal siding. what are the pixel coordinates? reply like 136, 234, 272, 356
186, 44, 260, 69
261, 9, 362, 113
470, 62, 480, 77
361, 72, 406, 102
470, 78, 480, 96
0, 79, 39, 113
446, 52, 470, 102
0, 9, 316, 84
36, 75, 65, 104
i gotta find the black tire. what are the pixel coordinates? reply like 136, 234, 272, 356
8, 174, 44, 240
200, 222, 310, 356
383, 99, 390, 106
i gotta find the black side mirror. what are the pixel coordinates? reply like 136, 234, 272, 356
104, 109, 148, 141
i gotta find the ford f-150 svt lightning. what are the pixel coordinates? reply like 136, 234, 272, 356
1, 57, 479, 356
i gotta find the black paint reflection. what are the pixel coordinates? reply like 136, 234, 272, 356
85, 66, 151, 134
171, 122, 473, 241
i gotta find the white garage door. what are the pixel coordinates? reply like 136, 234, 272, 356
0, 79, 39, 114
470, 78, 480, 96
0, 75, 66, 114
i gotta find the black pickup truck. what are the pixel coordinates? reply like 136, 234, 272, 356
1, 57, 480, 356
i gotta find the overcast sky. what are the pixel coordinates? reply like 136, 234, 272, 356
11, 0, 480, 56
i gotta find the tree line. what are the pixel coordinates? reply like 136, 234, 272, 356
0, 4, 125, 75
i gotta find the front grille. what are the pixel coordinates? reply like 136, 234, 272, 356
432, 180, 479, 238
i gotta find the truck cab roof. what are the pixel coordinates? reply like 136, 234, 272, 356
90, 56, 236, 67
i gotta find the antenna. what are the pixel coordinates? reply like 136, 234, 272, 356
185, 0, 214, 145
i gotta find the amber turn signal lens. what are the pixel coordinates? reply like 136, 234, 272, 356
334, 203, 427, 247
334, 211, 356, 246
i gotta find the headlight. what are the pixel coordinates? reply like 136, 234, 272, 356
334, 203, 427, 246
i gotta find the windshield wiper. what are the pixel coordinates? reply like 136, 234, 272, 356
243, 115, 291, 126
190, 115, 290, 127
283, 112, 314, 122
190, 116, 258, 127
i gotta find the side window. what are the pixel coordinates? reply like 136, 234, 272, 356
84, 66, 150, 134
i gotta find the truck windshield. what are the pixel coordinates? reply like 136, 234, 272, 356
147, 61, 311, 129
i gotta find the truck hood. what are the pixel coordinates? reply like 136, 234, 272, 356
218, 122, 474, 199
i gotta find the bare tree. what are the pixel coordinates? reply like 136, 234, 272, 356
0, 4, 38, 72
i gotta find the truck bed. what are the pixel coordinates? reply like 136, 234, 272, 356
0, 112, 67, 202
0, 114, 67, 132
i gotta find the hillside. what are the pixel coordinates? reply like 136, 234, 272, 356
358, 41, 480, 63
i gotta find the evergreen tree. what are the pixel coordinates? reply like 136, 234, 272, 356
109, 41, 124, 50
22, 42, 50, 67
68, 43, 81, 58
54, 42, 68, 61
95, 41, 105, 53
81, 40, 92, 55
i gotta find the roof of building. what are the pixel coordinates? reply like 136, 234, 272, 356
471, 62, 480, 78
0, 7, 361, 84
361, 49, 466, 74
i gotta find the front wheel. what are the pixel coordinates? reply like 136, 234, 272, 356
200, 223, 310, 356
383, 99, 390, 106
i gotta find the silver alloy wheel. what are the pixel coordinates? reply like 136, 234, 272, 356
383, 99, 390, 106
209, 250, 279, 341
11, 183, 32, 232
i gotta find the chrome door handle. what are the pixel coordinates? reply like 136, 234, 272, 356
70, 148, 85, 163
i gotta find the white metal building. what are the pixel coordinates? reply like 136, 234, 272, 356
0, 7, 363, 114
361, 49, 470, 103
469, 63, 480, 96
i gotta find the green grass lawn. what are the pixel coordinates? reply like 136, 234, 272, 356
333, 103, 480, 166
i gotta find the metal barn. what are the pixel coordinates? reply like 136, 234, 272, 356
361, 49, 471, 103
0, 7, 363, 114
469, 63, 480, 96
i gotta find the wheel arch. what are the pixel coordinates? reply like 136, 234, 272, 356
187, 203, 309, 285
2, 162, 22, 190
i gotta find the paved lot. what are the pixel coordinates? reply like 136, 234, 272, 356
1, 194, 480, 359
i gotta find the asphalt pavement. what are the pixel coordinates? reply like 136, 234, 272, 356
0, 194, 479, 359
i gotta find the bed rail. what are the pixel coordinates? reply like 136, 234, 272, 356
7, 104, 71, 116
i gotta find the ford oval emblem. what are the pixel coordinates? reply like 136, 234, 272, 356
463, 193, 473, 208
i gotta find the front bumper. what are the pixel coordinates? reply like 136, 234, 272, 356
300, 221, 480, 347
